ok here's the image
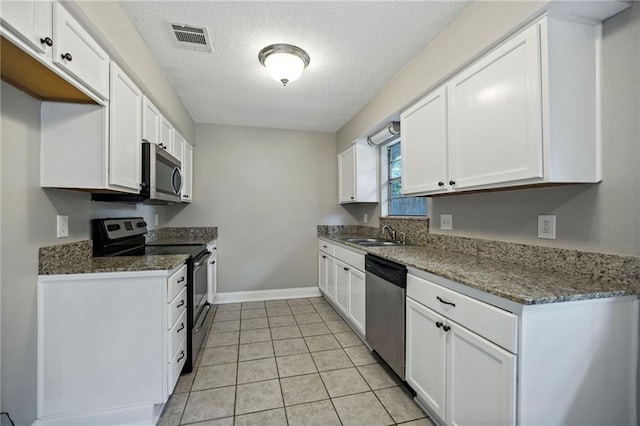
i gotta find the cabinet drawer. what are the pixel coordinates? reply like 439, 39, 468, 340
169, 309, 187, 359
168, 338, 187, 395
319, 240, 335, 256
407, 274, 517, 353
168, 264, 188, 301
168, 287, 187, 329
334, 246, 364, 271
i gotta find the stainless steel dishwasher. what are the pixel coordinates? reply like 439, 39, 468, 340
365, 254, 407, 379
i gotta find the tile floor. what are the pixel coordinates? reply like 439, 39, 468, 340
159, 296, 435, 426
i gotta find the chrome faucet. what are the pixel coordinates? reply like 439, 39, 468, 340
382, 225, 396, 241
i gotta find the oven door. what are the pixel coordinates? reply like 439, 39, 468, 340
189, 250, 211, 369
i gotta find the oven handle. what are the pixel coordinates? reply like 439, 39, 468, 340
193, 251, 212, 267
192, 303, 211, 333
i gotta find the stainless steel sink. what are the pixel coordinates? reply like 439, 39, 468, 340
358, 241, 404, 247
345, 238, 390, 243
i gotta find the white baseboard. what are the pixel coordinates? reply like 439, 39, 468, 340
214, 287, 321, 304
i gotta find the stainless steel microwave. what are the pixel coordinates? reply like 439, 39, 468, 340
92, 142, 182, 204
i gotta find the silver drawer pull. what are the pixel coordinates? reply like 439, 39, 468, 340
177, 300, 185, 308
177, 350, 185, 362
177, 276, 185, 283
437, 296, 456, 307
177, 323, 185, 333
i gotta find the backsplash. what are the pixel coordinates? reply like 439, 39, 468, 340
319, 217, 640, 286
146, 227, 218, 243
39, 240, 92, 274
379, 216, 430, 245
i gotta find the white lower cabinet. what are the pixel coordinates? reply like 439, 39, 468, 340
334, 259, 350, 314
347, 267, 366, 334
318, 239, 366, 336
407, 272, 638, 426
406, 297, 516, 425
37, 263, 188, 426
406, 298, 447, 420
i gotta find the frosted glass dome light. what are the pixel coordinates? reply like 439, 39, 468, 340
259, 44, 310, 86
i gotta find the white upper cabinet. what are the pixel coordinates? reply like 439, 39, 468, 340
400, 15, 602, 196
173, 130, 185, 163
41, 65, 141, 194
338, 140, 378, 204
52, 2, 109, 101
401, 85, 449, 195
181, 141, 193, 203
109, 62, 142, 191
0, 0, 52, 57
160, 116, 174, 154
141, 96, 161, 145
448, 23, 543, 190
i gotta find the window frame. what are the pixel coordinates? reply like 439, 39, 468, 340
381, 139, 427, 217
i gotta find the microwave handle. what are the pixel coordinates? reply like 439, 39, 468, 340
171, 167, 183, 194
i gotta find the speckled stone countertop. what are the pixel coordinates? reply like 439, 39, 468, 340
146, 227, 217, 245
320, 235, 640, 305
39, 240, 188, 275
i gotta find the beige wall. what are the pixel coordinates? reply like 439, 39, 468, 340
344, 3, 640, 258
67, 1, 196, 141
165, 124, 360, 293
428, 4, 640, 257
336, 1, 548, 152
0, 82, 166, 425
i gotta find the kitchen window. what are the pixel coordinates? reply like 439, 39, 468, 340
385, 141, 427, 216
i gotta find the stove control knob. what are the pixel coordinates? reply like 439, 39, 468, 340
107, 224, 121, 231
136, 221, 147, 228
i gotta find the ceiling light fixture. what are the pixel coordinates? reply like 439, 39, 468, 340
258, 43, 310, 87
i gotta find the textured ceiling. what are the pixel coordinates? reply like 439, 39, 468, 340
122, 1, 470, 132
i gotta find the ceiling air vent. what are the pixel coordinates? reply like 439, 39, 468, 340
170, 23, 211, 52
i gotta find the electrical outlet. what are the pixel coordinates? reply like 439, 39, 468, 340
538, 215, 556, 239
56, 215, 69, 238
440, 214, 453, 231
154, 213, 159, 227
364, 213, 368, 224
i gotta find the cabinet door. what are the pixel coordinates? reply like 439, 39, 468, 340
326, 256, 336, 303
448, 24, 542, 190
159, 116, 173, 154
173, 131, 185, 162
318, 253, 328, 295
338, 146, 355, 203
52, 3, 109, 100
406, 298, 447, 421
0, 0, 52, 55
401, 85, 449, 194
181, 142, 193, 203
446, 321, 516, 426
109, 62, 142, 191
141, 97, 160, 145
334, 259, 350, 314
347, 268, 366, 335
208, 252, 217, 304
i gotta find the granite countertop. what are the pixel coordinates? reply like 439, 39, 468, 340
147, 238, 214, 246
39, 254, 189, 275
321, 236, 640, 305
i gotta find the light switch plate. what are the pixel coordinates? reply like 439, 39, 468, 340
538, 215, 556, 239
57, 215, 69, 238
440, 214, 453, 231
